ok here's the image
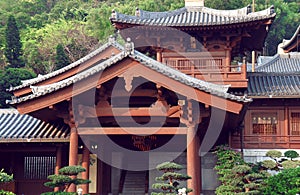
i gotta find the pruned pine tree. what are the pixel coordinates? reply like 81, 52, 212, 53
151, 162, 192, 195
41, 165, 91, 195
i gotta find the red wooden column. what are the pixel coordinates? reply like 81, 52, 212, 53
187, 125, 201, 195
54, 145, 62, 192
68, 125, 78, 192
82, 143, 90, 194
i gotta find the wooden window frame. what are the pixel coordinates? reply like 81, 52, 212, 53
289, 109, 300, 136
245, 109, 284, 136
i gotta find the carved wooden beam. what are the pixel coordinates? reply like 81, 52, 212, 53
77, 127, 188, 135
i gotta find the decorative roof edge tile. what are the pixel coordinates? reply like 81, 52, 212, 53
8, 36, 123, 92
7, 51, 129, 105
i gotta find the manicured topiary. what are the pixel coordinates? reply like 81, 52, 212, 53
281, 160, 299, 169
151, 162, 192, 195
266, 150, 282, 162
41, 165, 90, 195
214, 146, 267, 195
284, 150, 299, 161
261, 160, 277, 169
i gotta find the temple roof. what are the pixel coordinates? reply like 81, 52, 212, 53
110, 5, 275, 27
280, 25, 300, 52
247, 54, 300, 97
255, 54, 300, 73
8, 37, 123, 92
7, 39, 251, 106
0, 109, 69, 142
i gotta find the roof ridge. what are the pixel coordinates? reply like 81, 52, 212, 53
8, 37, 123, 92
7, 51, 129, 105
255, 54, 280, 72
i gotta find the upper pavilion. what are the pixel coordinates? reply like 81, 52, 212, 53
110, 0, 276, 89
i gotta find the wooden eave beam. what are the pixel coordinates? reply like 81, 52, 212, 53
77, 127, 187, 135
80, 105, 181, 118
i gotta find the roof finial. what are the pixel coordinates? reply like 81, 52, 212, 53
135, 7, 140, 17
108, 35, 116, 44
125, 37, 134, 55
111, 9, 116, 19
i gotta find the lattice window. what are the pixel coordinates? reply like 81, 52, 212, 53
24, 156, 56, 179
252, 113, 277, 134
291, 112, 300, 135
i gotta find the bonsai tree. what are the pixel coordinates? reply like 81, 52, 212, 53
151, 162, 192, 195
41, 165, 91, 195
0, 169, 15, 195
214, 145, 267, 195
262, 150, 300, 170
284, 150, 299, 161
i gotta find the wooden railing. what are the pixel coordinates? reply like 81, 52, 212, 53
164, 58, 241, 72
231, 134, 300, 149
162, 52, 247, 88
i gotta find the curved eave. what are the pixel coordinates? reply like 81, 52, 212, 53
281, 25, 300, 52
8, 39, 123, 94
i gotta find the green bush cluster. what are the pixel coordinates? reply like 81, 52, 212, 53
214, 147, 300, 195
0, 169, 15, 195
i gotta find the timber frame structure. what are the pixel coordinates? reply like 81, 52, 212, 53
3, 0, 277, 194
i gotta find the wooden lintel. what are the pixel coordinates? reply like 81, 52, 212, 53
82, 105, 181, 118
77, 127, 187, 135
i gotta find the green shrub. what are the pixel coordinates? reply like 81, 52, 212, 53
262, 167, 300, 195
0, 169, 15, 195
284, 150, 299, 161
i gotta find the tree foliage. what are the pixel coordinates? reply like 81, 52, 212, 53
213, 145, 268, 195
4, 15, 24, 68
152, 162, 192, 195
0, 0, 296, 73
54, 44, 70, 70
42, 165, 91, 195
0, 68, 36, 108
0, 169, 15, 195
262, 167, 300, 195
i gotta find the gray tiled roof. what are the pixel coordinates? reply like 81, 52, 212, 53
247, 73, 300, 97
8, 37, 123, 92
6, 40, 251, 105
281, 25, 300, 51
247, 54, 300, 97
110, 5, 275, 27
0, 109, 69, 142
255, 54, 300, 73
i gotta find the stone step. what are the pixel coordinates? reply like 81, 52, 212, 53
122, 171, 147, 194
